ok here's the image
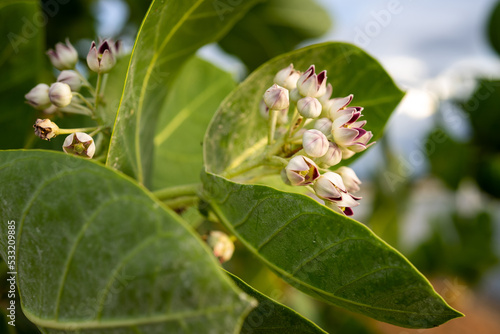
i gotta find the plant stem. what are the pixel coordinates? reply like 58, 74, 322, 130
268, 109, 278, 145
59, 104, 93, 116
75, 69, 96, 95
94, 73, 103, 108
163, 196, 199, 210
58, 127, 98, 135
73, 92, 95, 110
153, 183, 201, 201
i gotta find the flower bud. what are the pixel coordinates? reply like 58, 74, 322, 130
87, 40, 117, 73
206, 231, 234, 263
33, 118, 59, 140
47, 39, 78, 70
313, 118, 333, 136
263, 84, 289, 110
316, 142, 342, 167
285, 155, 320, 186
49, 82, 73, 108
62, 132, 96, 158
25, 84, 51, 110
297, 97, 322, 119
336, 166, 361, 193
313, 172, 347, 201
274, 64, 301, 90
57, 70, 82, 92
297, 65, 327, 98
303, 129, 329, 158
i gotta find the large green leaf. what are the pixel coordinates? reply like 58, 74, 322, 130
218, 0, 331, 71
227, 272, 327, 334
488, 0, 500, 56
201, 172, 463, 328
152, 57, 235, 189
201, 42, 461, 328
0, 0, 44, 149
106, 0, 259, 187
204, 42, 405, 174
0, 150, 254, 333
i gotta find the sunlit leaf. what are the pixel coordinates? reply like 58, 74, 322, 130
106, 0, 260, 187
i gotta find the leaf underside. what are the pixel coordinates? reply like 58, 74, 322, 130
0, 150, 254, 333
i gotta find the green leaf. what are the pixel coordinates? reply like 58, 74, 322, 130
203, 42, 405, 174
152, 57, 235, 189
0, 0, 44, 149
488, 1, 500, 56
227, 272, 327, 334
0, 150, 254, 333
201, 172, 463, 328
106, 0, 260, 187
219, 0, 331, 71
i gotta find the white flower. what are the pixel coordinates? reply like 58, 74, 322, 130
62, 132, 96, 158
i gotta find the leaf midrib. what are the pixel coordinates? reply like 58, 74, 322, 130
23, 304, 243, 330
207, 187, 457, 318
133, 0, 206, 184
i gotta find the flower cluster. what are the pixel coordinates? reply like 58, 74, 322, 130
24, 39, 121, 159
261, 64, 373, 215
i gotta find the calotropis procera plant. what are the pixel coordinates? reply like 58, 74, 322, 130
25, 39, 122, 159
0, 0, 463, 333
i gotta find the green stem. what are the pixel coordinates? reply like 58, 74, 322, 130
163, 196, 199, 210
268, 109, 278, 145
59, 104, 93, 116
153, 183, 201, 201
73, 92, 95, 110
94, 73, 103, 107
221, 157, 264, 179
75, 69, 96, 95
58, 127, 98, 135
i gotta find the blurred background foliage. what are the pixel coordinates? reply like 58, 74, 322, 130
1, 0, 500, 333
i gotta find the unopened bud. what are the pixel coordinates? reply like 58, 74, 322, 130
25, 84, 51, 110
49, 82, 73, 108
57, 70, 82, 92
274, 64, 301, 90
33, 118, 59, 140
303, 129, 329, 158
297, 97, 322, 119
314, 118, 333, 136
336, 166, 361, 193
263, 84, 289, 110
206, 231, 234, 263
46, 38, 78, 70
316, 142, 342, 167
62, 132, 95, 158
